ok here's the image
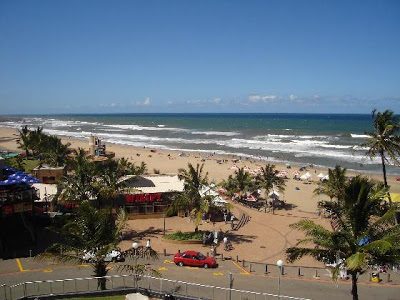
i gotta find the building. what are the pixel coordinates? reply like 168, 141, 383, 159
32, 165, 66, 184
118, 174, 184, 218
0, 166, 40, 258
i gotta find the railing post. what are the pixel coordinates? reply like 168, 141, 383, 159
62, 280, 65, 293
50, 281, 53, 294
111, 276, 114, 289
74, 279, 77, 293
23, 282, 27, 297
123, 276, 126, 289
87, 278, 90, 291
185, 282, 188, 297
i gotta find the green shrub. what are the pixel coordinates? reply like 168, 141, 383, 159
164, 230, 204, 241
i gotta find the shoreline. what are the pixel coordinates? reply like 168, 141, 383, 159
1, 125, 400, 205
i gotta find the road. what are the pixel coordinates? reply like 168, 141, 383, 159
0, 256, 399, 300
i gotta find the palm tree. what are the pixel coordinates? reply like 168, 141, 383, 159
178, 163, 209, 231
363, 109, 400, 200
43, 201, 127, 290
256, 164, 286, 199
42, 135, 71, 167
29, 126, 45, 157
58, 148, 97, 203
286, 176, 400, 300
314, 165, 347, 201
17, 125, 31, 158
95, 158, 141, 208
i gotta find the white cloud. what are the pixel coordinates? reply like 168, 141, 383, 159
135, 97, 151, 106
248, 94, 277, 103
213, 97, 221, 104
289, 94, 297, 101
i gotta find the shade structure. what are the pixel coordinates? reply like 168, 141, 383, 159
0, 166, 40, 185
300, 172, 311, 181
317, 173, 325, 179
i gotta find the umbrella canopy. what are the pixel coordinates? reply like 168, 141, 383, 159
300, 172, 311, 181
317, 173, 325, 178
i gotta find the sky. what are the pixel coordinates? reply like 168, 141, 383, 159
0, 0, 399, 114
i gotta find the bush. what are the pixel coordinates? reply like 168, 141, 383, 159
164, 230, 204, 241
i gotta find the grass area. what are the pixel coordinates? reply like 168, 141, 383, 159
5, 157, 40, 173
68, 295, 125, 300
164, 230, 204, 241
22, 158, 41, 173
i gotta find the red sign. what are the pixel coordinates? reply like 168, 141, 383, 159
124, 193, 162, 204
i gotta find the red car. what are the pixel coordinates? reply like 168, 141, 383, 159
173, 250, 218, 268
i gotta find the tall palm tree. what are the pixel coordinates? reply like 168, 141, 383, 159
43, 201, 127, 290
287, 176, 400, 300
42, 135, 71, 167
58, 148, 97, 203
256, 164, 286, 199
363, 109, 400, 200
314, 165, 347, 201
178, 163, 209, 231
17, 125, 31, 158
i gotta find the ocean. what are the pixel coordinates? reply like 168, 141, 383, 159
0, 113, 397, 175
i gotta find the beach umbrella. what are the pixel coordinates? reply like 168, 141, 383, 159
300, 172, 311, 181
317, 173, 325, 179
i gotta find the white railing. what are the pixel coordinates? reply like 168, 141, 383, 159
4, 274, 311, 300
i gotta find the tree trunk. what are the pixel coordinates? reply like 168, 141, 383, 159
94, 261, 108, 290
351, 273, 358, 300
380, 151, 392, 205
380, 151, 388, 188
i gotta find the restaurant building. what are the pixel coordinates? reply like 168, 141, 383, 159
118, 174, 184, 218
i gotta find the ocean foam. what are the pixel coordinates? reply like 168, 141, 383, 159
351, 134, 370, 138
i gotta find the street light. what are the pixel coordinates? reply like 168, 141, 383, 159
132, 242, 139, 256
276, 259, 283, 299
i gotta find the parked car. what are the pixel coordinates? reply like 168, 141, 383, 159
173, 250, 217, 268
82, 249, 125, 262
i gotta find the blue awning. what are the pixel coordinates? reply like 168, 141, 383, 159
0, 166, 40, 186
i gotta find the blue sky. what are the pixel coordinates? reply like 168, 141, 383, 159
0, 0, 399, 114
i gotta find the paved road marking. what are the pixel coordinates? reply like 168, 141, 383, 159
231, 260, 251, 275
213, 272, 224, 276
164, 259, 174, 264
16, 259, 28, 272
158, 267, 168, 271
43, 268, 53, 273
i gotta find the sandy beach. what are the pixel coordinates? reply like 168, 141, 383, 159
1, 126, 399, 266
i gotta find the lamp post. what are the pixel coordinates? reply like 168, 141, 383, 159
276, 259, 283, 299
132, 242, 139, 288
132, 242, 139, 257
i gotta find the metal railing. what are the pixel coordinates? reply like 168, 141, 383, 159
4, 274, 311, 300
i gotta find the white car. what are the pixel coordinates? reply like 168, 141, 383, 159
82, 249, 125, 262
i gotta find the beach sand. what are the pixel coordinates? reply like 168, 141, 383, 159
1, 126, 399, 266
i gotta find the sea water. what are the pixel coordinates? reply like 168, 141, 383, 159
0, 113, 397, 175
